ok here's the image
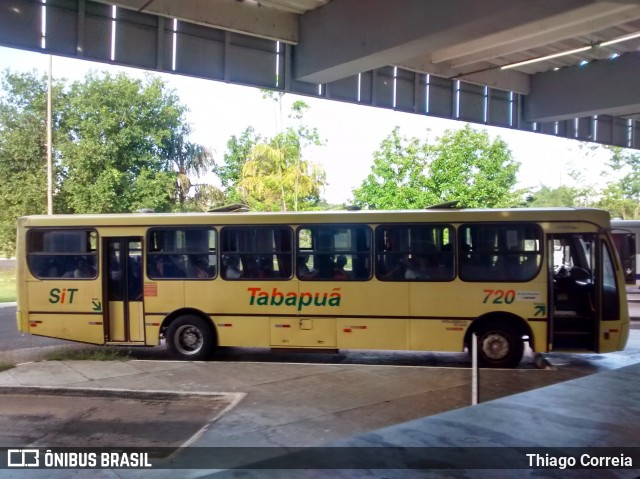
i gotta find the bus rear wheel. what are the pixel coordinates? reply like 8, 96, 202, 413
166, 315, 215, 361
471, 321, 524, 369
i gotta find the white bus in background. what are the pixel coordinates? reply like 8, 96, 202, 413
611, 220, 639, 287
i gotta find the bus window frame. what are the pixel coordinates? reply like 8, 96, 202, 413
220, 225, 294, 281
375, 223, 456, 282
296, 224, 373, 281
601, 239, 622, 321
26, 227, 99, 280
458, 222, 543, 283
147, 226, 218, 281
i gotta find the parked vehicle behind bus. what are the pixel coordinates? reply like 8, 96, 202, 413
611, 219, 639, 287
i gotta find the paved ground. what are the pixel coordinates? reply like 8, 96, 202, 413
0, 386, 239, 449
1, 350, 639, 478
0, 263, 637, 477
0, 357, 589, 448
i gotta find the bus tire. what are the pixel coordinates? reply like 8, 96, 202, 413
166, 315, 215, 361
471, 321, 524, 369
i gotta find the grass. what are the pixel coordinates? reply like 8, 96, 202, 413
45, 347, 131, 361
0, 362, 14, 372
0, 266, 16, 303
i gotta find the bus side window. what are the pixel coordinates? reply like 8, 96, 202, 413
376, 224, 454, 282
459, 224, 541, 282
147, 228, 216, 280
297, 226, 372, 281
220, 227, 292, 280
27, 230, 98, 280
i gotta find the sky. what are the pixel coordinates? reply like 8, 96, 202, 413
0, 46, 612, 205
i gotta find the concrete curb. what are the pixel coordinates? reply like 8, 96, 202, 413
0, 344, 98, 365
0, 385, 244, 402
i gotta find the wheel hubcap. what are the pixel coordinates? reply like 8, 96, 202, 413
482, 332, 509, 360
175, 325, 203, 355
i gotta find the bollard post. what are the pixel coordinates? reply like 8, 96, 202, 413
471, 332, 478, 405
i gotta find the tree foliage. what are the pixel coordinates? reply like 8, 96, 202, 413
351, 127, 430, 209
160, 123, 216, 209
527, 184, 587, 207
0, 69, 209, 255
353, 124, 522, 209
55, 72, 184, 213
0, 70, 65, 255
239, 139, 325, 211
597, 147, 640, 219
526, 145, 640, 219
212, 126, 261, 204
218, 98, 326, 211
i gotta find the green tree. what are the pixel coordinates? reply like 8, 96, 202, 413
239, 141, 325, 211
526, 166, 596, 208
218, 98, 326, 211
188, 184, 226, 212
0, 69, 210, 254
353, 124, 522, 209
0, 70, 65, 255
56, 72, 184, 214
597, 147, 640, 219
213, 126, 261, 203
352, 127, 431, 209
527, 185, 586, 207
426, 125, 521, 208
160, 123, 215, 209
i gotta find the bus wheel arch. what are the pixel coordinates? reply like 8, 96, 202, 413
162, 309, 217, 361
465, 313, 531, 368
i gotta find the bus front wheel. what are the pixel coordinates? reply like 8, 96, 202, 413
166, 315, 215, 361
470, 321, 524, 369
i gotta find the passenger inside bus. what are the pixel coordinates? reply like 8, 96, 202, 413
333, 255, 350, 280
62, 256, 95, 278
74, 256, 95, 278
297, 254, 316, 279
404, 255, 430, 280
255, 256, 274, 278
222, 255, 242, 279
190, 255, 215, 278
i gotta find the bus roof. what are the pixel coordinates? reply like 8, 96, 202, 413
18, 207, 612, 228
611, 219, 640, 228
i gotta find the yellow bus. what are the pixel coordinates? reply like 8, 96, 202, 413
16, 207, 629, 368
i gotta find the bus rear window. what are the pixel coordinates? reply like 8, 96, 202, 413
27, 229, 98, 279
459, 224, 542, 282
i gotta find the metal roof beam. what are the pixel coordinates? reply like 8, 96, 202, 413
434, 3, 640, 68
92, 0, 299, 43
294, 0, 600, 84
525, 51, 640, 122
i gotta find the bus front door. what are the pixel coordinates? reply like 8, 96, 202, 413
549, 234, 598, 351
105, 238, 145, 343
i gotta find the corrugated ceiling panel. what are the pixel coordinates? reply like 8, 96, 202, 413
174, 22, 225, 80
0, 0, 41, 51
46, 0, 79, 57
115, 7, 158, 69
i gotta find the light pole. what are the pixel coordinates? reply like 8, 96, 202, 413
46, 54, 53, 215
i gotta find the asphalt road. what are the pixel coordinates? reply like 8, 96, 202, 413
0, 304, 70, 352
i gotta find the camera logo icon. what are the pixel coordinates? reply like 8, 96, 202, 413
7, 449, 40, 467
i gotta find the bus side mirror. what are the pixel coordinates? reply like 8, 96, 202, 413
628, 234, 636, 256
